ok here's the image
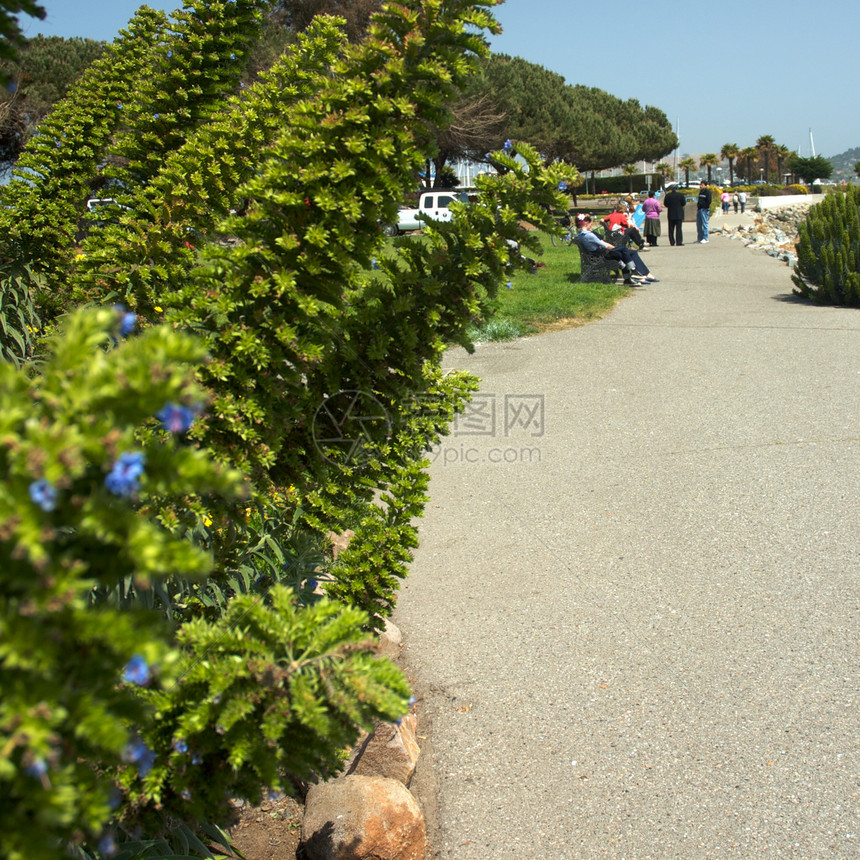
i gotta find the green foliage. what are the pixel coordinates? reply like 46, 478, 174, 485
481, 54, 677, 171
0, 307, 244, 860
467, 316, 523, 341
589, 173, 660, 194
0, 36, 107, 170
0, 7, 166, 282
116, 585, 410, 835
0, 260, 42, 365
787, 153, 833, 184
107, 0, 273, 193
0, 0, 45, 77
0, 35, 106, 153
792, 186, 860, 306
786, 183, 809, 195
71, 16, 348, 314
0, 3, 586, 853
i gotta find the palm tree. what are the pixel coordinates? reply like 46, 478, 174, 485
720, 143, 740, 185
700, 153, 719, 185
654, 161, 672, 188
679, 156, 697, 186
740, 146, 758, 186
756, 134, 775, 183
775, 144, 791, 186
622, 163, 637, 193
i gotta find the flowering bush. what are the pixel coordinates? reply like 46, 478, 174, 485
0, 308, 410, 858
0, 307, 242, 859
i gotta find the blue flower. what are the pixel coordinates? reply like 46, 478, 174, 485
116, 102, 123, 109
124, 739, 156, 776
505, 281, 512, 290
558, 181, 568, 191
24, 758, 47, 779
167, 50, 172, 58
503, 138, 513, 151
156, 403, 196, 434
122, 654, 150, 686
97, 834, 117, 856
153, 113, 159, 120
29, 479, 57, 512
181, 788, 192, 800
230, 53, 236, 60
105, 452, 145, 497
173, 739, 188, 754
111, 303, 137, 336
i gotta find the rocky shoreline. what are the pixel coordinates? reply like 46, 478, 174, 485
711, 201, 814, 268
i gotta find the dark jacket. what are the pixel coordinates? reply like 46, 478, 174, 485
663, 189, 686, 220
697, 186, 712, 210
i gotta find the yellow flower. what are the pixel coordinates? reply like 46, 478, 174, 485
154, 306, 163, 313
203, 515, 212, 527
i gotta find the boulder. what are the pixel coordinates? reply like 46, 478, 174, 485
300, 775, 425, 860
347, 715, 420, 786
375, 618, 402, 660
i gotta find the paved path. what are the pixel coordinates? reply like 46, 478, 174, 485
394, 211, 860, 859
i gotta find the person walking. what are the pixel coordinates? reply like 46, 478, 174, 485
732, 191, 739, 213
663, 183, 686, 246
720, 190, 731, 214
696, 180, 712, 243
738, 190, 747, 213
642, 191, 662, 246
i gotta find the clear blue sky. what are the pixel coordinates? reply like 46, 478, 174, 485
19, 0, 860, 159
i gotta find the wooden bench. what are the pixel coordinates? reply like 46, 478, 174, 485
572, 235, 622, 283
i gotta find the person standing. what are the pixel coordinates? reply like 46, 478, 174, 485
696, 180, 712, 243
738, 190, 747, 213
720, 190, 731, 214
642, 190, 662, 246
663, 184, 686, 246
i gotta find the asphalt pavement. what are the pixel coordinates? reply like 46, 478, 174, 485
394, 206, 860, 859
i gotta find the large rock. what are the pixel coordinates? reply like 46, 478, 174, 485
375, 618, 402, 660
346, 716, 420, 786
300, 775, 425, 860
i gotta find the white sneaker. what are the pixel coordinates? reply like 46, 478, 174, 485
699, 239, 709, 243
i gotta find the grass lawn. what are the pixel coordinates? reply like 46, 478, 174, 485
468, 231, 630, 342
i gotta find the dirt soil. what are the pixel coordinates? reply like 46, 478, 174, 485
228, 795, 304, 860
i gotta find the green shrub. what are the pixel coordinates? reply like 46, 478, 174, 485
0, 307, 412, 858
0, 7, 165, 282
0, 307, 243, 860
786, 183, 809, 195
467, 316, 523, 341
115, 586, 410, 839
0, 261, 42, 365
792, 186, 860, 306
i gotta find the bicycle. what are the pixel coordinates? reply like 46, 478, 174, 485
549, 213, 576, 247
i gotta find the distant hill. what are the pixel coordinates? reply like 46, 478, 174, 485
828, 147, 860, 182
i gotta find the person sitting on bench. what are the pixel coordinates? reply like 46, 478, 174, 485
575, 214, 659, 284
601, 203, 645, 250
